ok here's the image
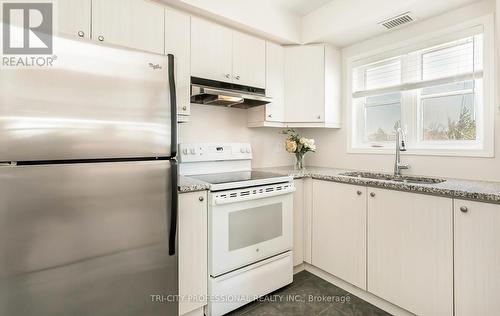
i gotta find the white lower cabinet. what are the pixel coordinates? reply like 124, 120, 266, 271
292, 179, 304, 266
179, 191, 208, 316
367, 188, 453, 316
312, 180, 366, 289
454, 200, 500, 316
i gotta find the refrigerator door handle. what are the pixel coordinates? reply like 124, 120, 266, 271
169, 159, 178, 256
168, 54, 178, 159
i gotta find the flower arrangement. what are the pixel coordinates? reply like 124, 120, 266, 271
281, 129, 316, 170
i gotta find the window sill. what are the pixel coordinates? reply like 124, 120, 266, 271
347, 146, 494, 158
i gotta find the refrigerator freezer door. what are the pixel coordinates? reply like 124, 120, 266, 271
0, 36, 171, 162
0, 161, 177, 316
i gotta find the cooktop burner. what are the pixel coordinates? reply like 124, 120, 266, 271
188, 170, 292, 191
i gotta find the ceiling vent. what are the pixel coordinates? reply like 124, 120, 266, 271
379, 12, 416, 30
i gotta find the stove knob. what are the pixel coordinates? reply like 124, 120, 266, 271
190, 148, 195, 155
246, 148, 251, 153
182, 148, 188, 155
240, 148, 245, 153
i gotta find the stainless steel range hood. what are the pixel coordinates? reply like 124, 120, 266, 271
190, 77, 272, 109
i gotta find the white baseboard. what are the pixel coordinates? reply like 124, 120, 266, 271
181, 306, 204, 316
293, 263, 305, 274
301, 263, 415, 316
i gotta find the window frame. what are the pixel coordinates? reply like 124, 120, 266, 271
346, 15, 495, 157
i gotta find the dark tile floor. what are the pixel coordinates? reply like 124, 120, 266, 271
226, 271, 392, 316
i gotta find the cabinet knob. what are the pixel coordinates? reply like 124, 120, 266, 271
234, 75, 240, 80
317, 115, 321, 119
77, 31, 85, 37
268, 114, 272, 118
199, 196, 204, 202
182, 106, 187, 111
460, 206, 468, 213
98, 35, 104, 42
370, 192, 376, 198
357, 190, 363, 196
224, 74, 231, 79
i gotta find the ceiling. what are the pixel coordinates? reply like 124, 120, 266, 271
268, 0, 334, 16
160, 0, 492, 46
302, 0, 487, 47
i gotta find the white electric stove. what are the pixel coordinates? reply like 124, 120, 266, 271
179, 143, 294, 316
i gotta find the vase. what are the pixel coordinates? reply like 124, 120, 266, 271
295, 153, 305, 170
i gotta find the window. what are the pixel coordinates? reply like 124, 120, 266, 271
350, 22, 494, 157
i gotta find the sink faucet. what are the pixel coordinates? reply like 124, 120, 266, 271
394, 127, 410, 176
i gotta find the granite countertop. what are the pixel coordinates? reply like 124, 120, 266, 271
255, 166, 500, 205
178, 176, 210, 193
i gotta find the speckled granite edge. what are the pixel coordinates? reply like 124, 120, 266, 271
178, 176, 210, 193
255, 166, 500, 205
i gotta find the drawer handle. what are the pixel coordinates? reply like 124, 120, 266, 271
460, 206, 468, 213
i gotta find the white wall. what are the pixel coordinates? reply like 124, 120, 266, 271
179, 105, 294, 168
305, 0, 500, 182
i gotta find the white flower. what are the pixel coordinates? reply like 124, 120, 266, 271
303, 138, 316, 151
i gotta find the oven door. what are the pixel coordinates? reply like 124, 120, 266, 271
209, 190, 293, 277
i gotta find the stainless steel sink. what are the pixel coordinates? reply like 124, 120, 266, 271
340, 171, 446, 185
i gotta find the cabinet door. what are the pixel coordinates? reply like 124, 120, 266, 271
57, 0, 91, 39
232, 31, 265, 88
312, 181, 366, 289
179, 191, 208, 315
292, 179, 304, 266
367, 188, 453, 316
265, 42, 285, 122
191, 17, 232, 83
92, 0, 164, 54
285, 45, 325, 123
165, 8, 191, 117
454, 200, 500, 316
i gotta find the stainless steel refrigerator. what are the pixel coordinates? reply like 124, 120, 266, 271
0, 36, 178, 316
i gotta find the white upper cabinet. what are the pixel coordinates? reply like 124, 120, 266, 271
247, 41, 285, 126
57, 0, 91, 39
454, 200, 500, 316
232, 31, 266, 88
284, 44, 341, 127
367, 188, 453, 316
165, 8, 191, 118
312, 180, 367, 289
92, 0, 165, 54
265, 42, 285, 121
191, 17, 233, 83
191, 18, 265, 88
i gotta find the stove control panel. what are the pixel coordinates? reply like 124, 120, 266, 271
178, 143, 252, 162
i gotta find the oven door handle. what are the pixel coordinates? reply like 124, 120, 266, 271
212, 186, 295, 205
